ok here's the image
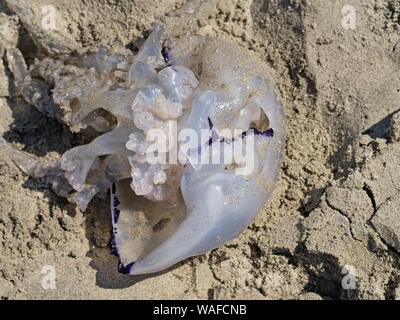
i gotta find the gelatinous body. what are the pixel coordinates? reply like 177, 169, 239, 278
3, 22, 285, 275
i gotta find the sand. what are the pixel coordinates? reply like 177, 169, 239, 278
0, 0, 399, 299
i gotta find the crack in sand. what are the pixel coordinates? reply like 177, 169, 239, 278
325, 197, 363, 243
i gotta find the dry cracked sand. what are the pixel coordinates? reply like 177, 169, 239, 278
0, 0, 399, 300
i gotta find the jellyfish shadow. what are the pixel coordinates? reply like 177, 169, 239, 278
82, 195, 188, 289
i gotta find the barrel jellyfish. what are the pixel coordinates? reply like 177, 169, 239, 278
2, 21, 285, 275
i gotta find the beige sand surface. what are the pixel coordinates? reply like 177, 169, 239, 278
0, 0, 399, 299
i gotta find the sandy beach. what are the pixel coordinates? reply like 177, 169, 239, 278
0, 0, 399, 299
